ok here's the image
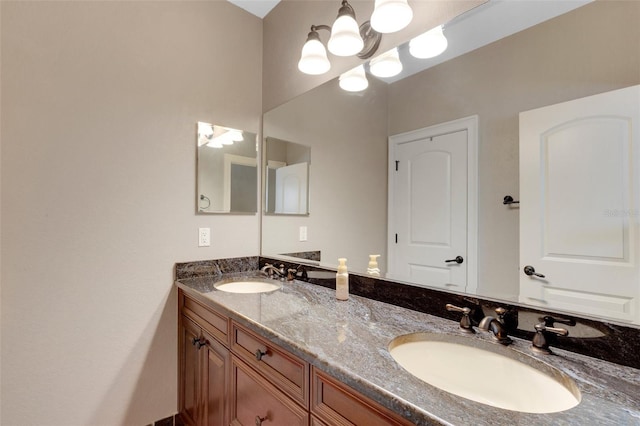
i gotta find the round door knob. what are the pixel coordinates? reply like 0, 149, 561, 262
445, 256, 464, 264
524, 265, 545, 278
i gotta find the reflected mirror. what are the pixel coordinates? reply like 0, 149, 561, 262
197, 122, 258, 214
264, 137, 311, 215
262, 1, 640, 323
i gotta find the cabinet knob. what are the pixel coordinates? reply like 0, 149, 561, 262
255, 349, 267, 361
255, 415, 267, 425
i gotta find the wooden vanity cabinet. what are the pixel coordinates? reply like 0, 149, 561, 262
179, 314, 230, 426
311, 368, 414, 426
179, 292, 232, 426
179, 289, 413, 426
230, 355, 309, 425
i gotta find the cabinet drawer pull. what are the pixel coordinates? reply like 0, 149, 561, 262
255, 349, 267, 361
192, 337, 206, 349
255, 415, 267, 425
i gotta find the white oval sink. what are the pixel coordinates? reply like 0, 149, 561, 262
214, 280, 282, 294
389, 333, 580, 413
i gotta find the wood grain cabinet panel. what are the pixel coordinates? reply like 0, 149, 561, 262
179, 315, 231, 426
230, 356, 309, 426
231, 322, 309, 408
311, 367, 414, 426
180, 316, 201, 426
183, 294, 230, 346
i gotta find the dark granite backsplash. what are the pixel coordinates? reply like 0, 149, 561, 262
175, 256, 640, 370
175, 256, 259, 280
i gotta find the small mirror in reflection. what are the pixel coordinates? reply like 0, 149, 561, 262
197, 122, 258, 214
264, 137, 310, 215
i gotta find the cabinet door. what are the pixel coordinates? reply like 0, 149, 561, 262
230, 356, 308, 426
180, 316, 202, 426
203, 331, 230, 426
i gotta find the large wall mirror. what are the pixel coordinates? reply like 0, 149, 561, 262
197, 122, 258, 214
262, 0, 640, 324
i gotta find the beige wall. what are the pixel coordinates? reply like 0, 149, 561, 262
388, 0, 640, 299
262, 0, 485, 111
1, 1, 262, 425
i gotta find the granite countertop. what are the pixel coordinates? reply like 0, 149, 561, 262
176, 274, 640, 426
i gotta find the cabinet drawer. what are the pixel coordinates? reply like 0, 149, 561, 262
230, 356, 308, 426
182, 292, 230, 346
311, 367, 413, 426
231, 322, 309, 408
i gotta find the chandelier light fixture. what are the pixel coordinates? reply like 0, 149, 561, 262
298, 0, 381, 75
298, 2, 450, 93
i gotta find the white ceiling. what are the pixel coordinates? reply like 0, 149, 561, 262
227, 0, 281, 19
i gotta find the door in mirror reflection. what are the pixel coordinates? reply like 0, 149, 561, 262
388, 116, 477, 293
197, 122, 258, 214
264, 137, 310, 215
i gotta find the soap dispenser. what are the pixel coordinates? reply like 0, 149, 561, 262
336, 258, 349, 300
367, 254, 381, 276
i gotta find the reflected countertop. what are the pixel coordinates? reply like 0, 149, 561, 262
176, 275, 640, 426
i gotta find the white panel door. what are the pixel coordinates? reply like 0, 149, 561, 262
275, 162, 308, 214
519, 85, 640, 324
390, 129, 468, 290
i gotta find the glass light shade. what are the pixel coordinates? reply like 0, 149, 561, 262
339, 65, 368, 92
409, 25, 448, 59
369, 48, 403, 78
370, 0, 413, 34
228, 129, 244, 142
328, 14, 364, 56
298, 38, 331, 75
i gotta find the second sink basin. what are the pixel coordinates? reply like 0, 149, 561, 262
214, 280, 282, 294
389, 332, 580, 413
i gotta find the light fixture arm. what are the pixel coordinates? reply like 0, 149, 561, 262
310, 24, 332, 33
336, 0, 356, 20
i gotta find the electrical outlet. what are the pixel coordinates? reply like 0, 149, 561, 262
198, 227, 211, 247
299, 226, 308, 242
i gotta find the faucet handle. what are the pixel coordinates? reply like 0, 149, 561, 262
542, 315, 576, 328
287, 269, 297, 281
445, 304, 475, 334
532, 322, 569, 354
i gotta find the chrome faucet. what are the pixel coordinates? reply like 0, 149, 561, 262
260, 263, 285, 279
478, 308, 512, 345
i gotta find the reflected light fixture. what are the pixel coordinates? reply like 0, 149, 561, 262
339, 64, 368, 92
371, 0, 413, 34
369, 47, 403, 78
201, 125, 244, 149
298, 0, 382, 76
409, 25, 448, 59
